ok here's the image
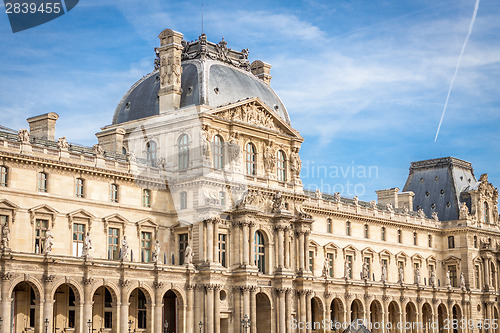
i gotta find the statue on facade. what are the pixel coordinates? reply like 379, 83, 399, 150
386, 203, 394, 213
152, 240, 160, 263
446, 270, 451, 287
432, 212, 439, 222
353, 196, 359, 206
200, 129, 210, 158
381, 264, 387, 282
18, 129, 30, 143
272, 191, 285, 213
429, 270, 436, 288
1, 223, 10, 250
333, 192, 341, 203
398, 265, 404, 283
460, 272, 466, 291
459, 202, 469, 219
315, 189, 322, 199
263, 143, 276, 172
82, 232, 92, 257
227, 133, 241, 164
344, 260, 351, 279
322, 259, 330, 278
120, 236, 129, 260
184, 244, 193, 266
92, 144, 104, 156
417, 208, 426, 218
44, 230, 54, 254
127, 152, 136, 163
369, 200, 377, 209
57, 137, 69, 150
403, 207, 409, 215
414, 267, 420, 285
362, 261, 370, 280
290, 147, 301, 177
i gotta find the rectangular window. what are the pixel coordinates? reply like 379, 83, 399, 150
219, 191, 226, 207
34, 219, 48, 253
448, 236, 455, 249
413, 232, 418, 246
179, 233, 188, 265
346, 222, 351, 236
428, 234, 432, 247
75, 178, 84, 198
309, 250, 314, 272
346, 255, 353, 279
108, 228, 120, 260
72, 223, 85, 256
327, 253, 334, 277
104, 311, 112, 329
110, 184, 119, 202
475, 265, 480, 289
364, 225, 369, 239
449, 265, 457, 287
397, 230, 402, 243
180, 192, 187, 210
38, 172, 47, 192
381, 227, 386, 241
0, 166, 7, 186
142, 189, 151, 207
218, 233, 227, 267
141, 232, 152, 263
327, 219, 332, 234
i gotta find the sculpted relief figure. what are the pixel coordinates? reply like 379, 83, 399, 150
57, 137, 69, 149
430, 270, 436, 288
200, 130, 210, 158
1, 224, 10, 250
370, 200, 377, 209
120, 236, 129, 260
18, 129, 30, 143
227, 133, 241, 163
398, 265, 404, 283
322, 259, 330, 278
184, 244, 194, 265
344, 260, 351, 279
263, 144, 276, 172
417, 208, 426, 218
290, 147, 302, 177
460, 272, 466, 290
152, 240, 160, 263
333, 192, 341, 203
362, 262, 370, 280
93, 144, 104, 156
381, 264, 387, 282
82, 232, 92, 257
414, 267, 420, 285
446, 270, 451, 287
44, 230, 54, 254
386, 203, 394, 213
460, 202, 469, 219
432, 212, 439, 222
272, 192, 285, 213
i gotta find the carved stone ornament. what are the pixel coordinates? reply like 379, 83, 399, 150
386, 203, 394, 213
296, 205, 312, 219
417, 209, 426, 218
353, 196, 359, 206
18, 129, 30, 143
290, 147, 302, 177
369, 200, 377, 209
57, 137, 69, 150
271, 192, 285, 213
333, 192, 341, 203
92, 144, 104, 156
263, 143, 277, 172
432, 212, 439, 222
0, 223, 10, 250
459, 202, 469, 219
214, 102, 285, 134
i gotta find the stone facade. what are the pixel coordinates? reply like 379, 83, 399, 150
0, 29, 499, 333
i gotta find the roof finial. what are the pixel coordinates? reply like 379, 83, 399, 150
201, 0, 204, 35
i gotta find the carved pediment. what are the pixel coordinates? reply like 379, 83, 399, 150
136, 218, 159, 238
67, 209, 95, 230
211, 98, 301, 138
28, 204, 58, 228
0, 199, 19, 223
102, 214, 129, 231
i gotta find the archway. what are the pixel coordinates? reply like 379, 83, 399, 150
331, 298, 344, 326
350, 299, 363, 323
388, 301, 400, 333
422, 303, 433, 333
452, 304, 462, 333
92, 286, 118, 333
128, 288, 151, 332
438, 304, 448, 333
311, 297, 324, 330
53, 284, 81, 332
369, 301, 382, 333
256, 292, 271, 332
163, 290, 178, 333
405, 302, 417, 333
12, 282, 41, 333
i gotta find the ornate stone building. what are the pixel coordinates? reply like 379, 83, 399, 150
0, 29, 499, 333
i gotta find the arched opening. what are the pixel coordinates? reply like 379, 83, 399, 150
422, 303, 433, 333
128, 288, 150, 332
245, 142, 256, 175
452, 304, 462, 333
331, 298, 344, 325
254, 230, 266, 273
12, 282, 40, 333
388, 301, 399, 333
484, 201, 490, 223
178, 135, 189, 170
212, 135, 224, 170
53, 284, 80, 332
311, 297, 323, 330
350, 299, 363, 323
92, 286, 117, 333
405, 302, 417, 333
256, 292, 271, 332
277, 150, 286, 181
163, 290, 178, 333
369, 301, 382, 333
438, 304, 447, 333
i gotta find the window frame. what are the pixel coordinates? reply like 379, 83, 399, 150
142, 189, 151, 208
180, 191, 187, 210
245, 142, 257, 176
448, 236, 455, 249
346, 221, 351, 236
381, 226, 386, 241
0, 166, 8, 187
141, 231, 152, 263
178, 233, 188, 265
38, 172, 48, 192
108, 227, 120, 260
218, 233, 227, 268
254, 230, 266, 274
75, 178, 84, 198
276, 150, 286, 182
146, 141, 157, 167
212, 135, 224, 170
178, 134, 190, 171
110, 183, 119, 203
34, 219, 49, 254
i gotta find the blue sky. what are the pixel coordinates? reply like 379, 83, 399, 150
0, 0, 499, 202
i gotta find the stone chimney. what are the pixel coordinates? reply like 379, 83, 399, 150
398, 191, 415, 211
251, 60, 272, 85
26, 112, 59, 141
95, 127, 126, 154
157, 29, 184, 112
376, 188, 400, 209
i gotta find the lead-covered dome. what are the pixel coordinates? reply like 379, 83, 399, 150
112, 34, 290, 125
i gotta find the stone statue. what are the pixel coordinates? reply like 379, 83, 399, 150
315, 189, 322, 199
417, 208, 426, 218
44, 230, 54, 254
362, 261, 370, 280
344, 260, 351, 279
120, 236, 129, 260
322, 259, 330, 278
184, 245, 193, 265
432, 212, 439, 222
333, 192, 341, 203
92, 144, 104, 156
403, 207, 409, 215
398, 265, 404, 283
18, 129, 30, 143
272, 192, 285, 213
369, 200, 377, 209
290, 147, 302, 177
381, 264, 387, 282
263, 144, 276, 172
430, 270, 436, 288
460, 272, 466, 290
200, 130, 210, 158
82, 232, 92, 257
386, 203, 394, 213
227, 133, 240, 163
459, 202, 469, 219
353, 196, 359, 206
414, 267, 420, 285
446, 270, 451, 287
57, 137, 69, 149
152, 240, 160, 263
127, 152, 136, 163
1, 224, 10, 250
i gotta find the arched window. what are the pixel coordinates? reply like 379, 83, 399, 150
277, 150, 286, 181
146, 141, 157, 167
327, 218, 332, 233
212, 135, 224, 170
178, 134, 189, 170
381, 227, 386, 241
484, 202, 490, 223
246, 143, 256, 175
254, 231, 266, 273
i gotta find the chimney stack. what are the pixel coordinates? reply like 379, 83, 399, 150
26, 112, 59, 141
96, 127, 126, 154
251, 60, 272, 85
376, 188, 400, 209
157, 29, 184, 112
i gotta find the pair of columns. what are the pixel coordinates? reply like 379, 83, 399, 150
200, 218, 221, 263
297, 230, 310, 272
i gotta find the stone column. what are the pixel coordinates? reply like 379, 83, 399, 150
484, 257, 491, 290
154, 284, 163, 333
250, 287, 257, 333
417, 303, 423, 333
199, 222, 206, 262
195, 285, 204, 331
306, 292, 312, 333
284, 228, 290, 269
165, 228, 172, 264
249, 223, 256, 266
382, 297, 389, 333
299, 291, 307, 333
276, 226, 285, 269
214, 286, 221, 333
120, 283, 129, 333
1, 276, 13, 333
277, 288, 286, 333
242, 287, 250, 318
206, 285, 215, 333
304, 232, 310, 272
486, 302, 493, 333
298, 231, 305, 272
400, 303, 406, 333
207, 221, 214, 264
43, 280, 54, 333
213, 220, 219, 263
286, 289, 293, 333
432, 302, 439, 333
83, 279, 93, 333
242, 223, 250, 266
186, 285, 194, 332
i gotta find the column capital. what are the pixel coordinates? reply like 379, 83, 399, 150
274, 287, 287, 295
153, 281, 164, 289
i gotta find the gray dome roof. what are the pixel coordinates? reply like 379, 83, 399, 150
112, 59, 290, 125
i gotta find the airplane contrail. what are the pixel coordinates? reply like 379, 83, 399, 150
434, 0, 480, 142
